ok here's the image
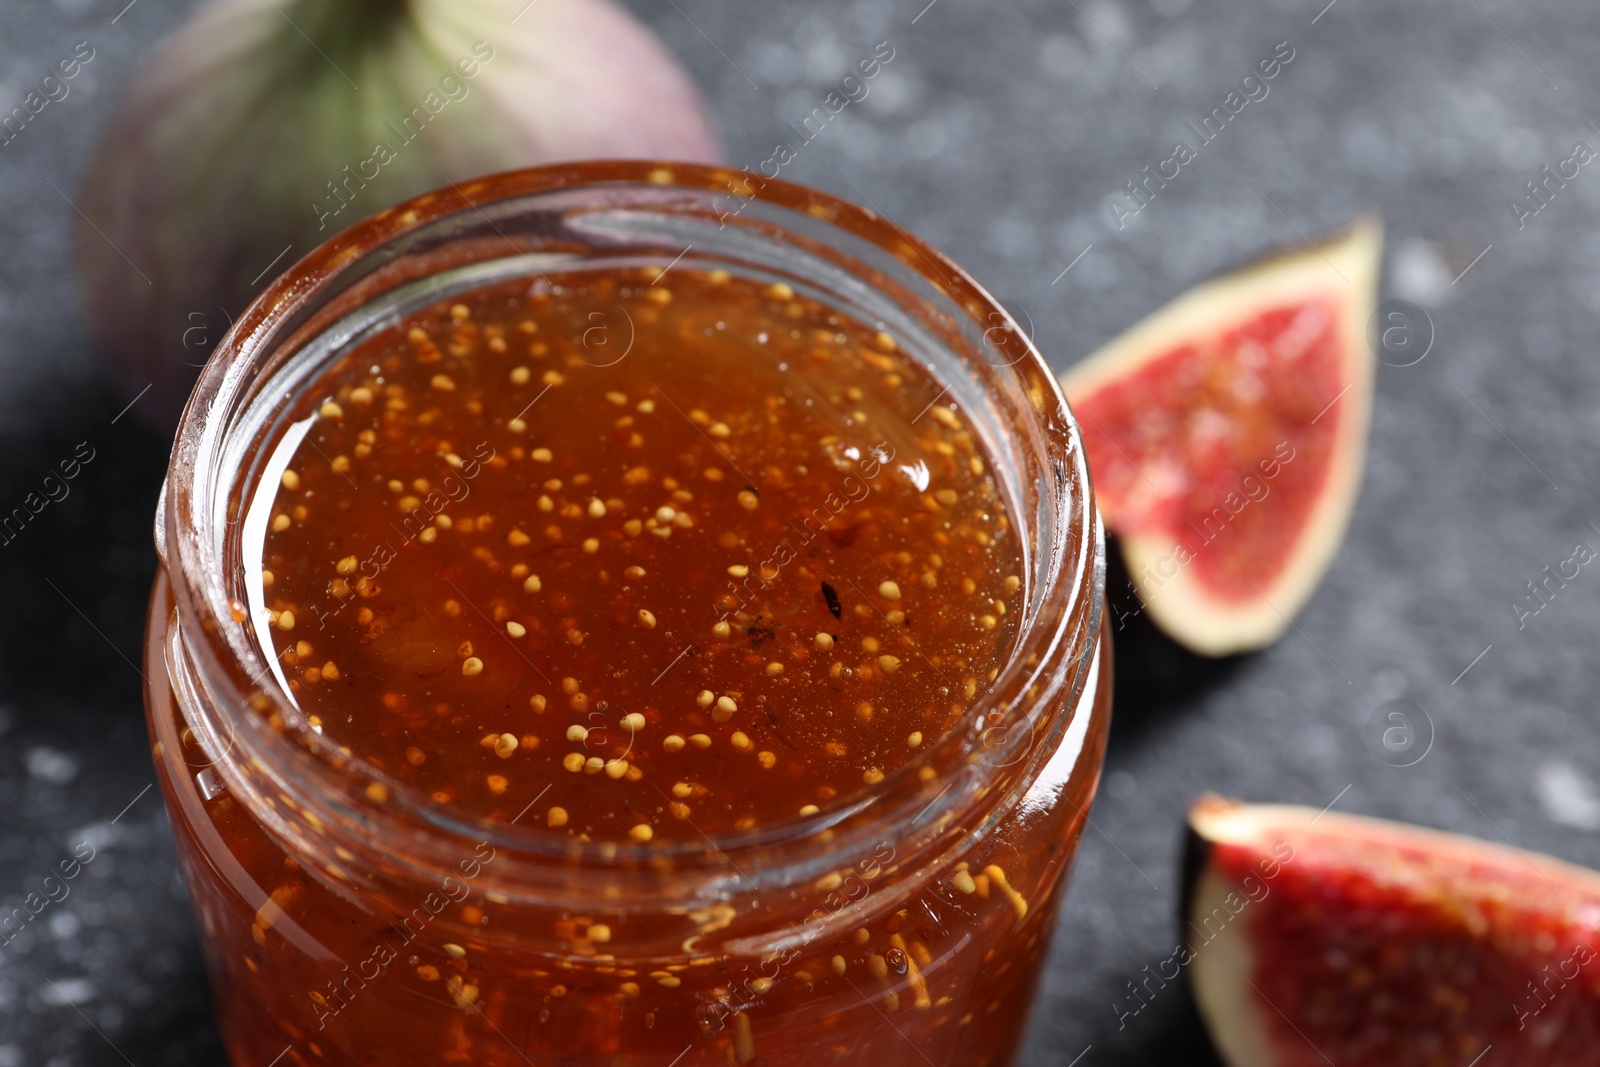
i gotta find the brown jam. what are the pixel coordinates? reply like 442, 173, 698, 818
253, 267, 1022, 841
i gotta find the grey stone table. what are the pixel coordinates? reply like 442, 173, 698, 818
2, 0, 1597, 1064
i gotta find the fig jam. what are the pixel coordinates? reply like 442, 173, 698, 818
252, 268, 1022, 841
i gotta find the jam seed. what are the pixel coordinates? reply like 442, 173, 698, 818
731, 1011, 756, 1065
984, 864, 1028, 918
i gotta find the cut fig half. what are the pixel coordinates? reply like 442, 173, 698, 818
1185, 795, 1600, 1067
1062, 220, 1382, 655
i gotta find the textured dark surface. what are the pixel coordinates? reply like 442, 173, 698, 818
2, 1, 1598, 1064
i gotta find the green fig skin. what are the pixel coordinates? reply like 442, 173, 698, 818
78, 0, 721, 426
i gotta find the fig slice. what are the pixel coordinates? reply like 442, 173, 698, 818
1061, 220, 1382, 654
1184, 795, 1600, 1067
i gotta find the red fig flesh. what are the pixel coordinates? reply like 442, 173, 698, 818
1061, 221, 1381, 655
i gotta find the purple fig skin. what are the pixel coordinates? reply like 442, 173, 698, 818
77, 0, 721, 428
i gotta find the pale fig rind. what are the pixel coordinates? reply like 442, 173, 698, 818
1062, 219, 1382, 656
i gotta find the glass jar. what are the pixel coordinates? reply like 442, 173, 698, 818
145, 162, 1110, 1067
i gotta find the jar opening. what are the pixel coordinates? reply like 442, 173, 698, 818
161, 162, 1102, 891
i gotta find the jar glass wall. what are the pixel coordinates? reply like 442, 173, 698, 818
144, 162, 1110, 1067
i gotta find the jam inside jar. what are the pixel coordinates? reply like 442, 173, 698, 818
146, 162, 1110, 1067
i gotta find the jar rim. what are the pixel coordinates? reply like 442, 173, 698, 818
160, 160, 1103, 888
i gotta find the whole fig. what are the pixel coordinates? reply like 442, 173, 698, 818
78, 0, 721, 426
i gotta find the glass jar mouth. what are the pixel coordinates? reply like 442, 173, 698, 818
161, 161, 1102, 882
